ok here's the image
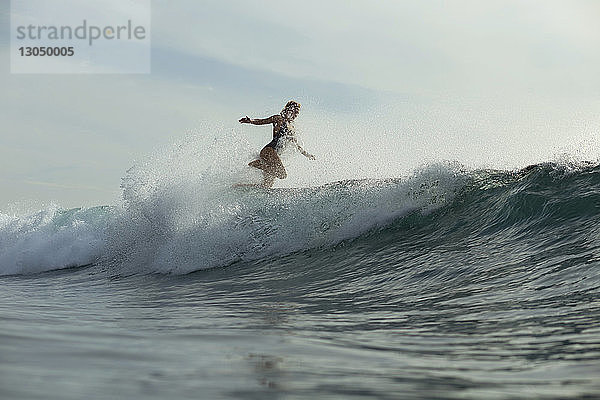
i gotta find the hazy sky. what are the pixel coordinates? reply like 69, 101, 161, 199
1, 0, 600, 208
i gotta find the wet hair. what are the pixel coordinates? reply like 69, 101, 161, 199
282, 100, 301, 117
285, 100, 300, 111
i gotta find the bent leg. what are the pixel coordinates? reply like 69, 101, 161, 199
259, 147, 287, 179
248, 159, 265, 169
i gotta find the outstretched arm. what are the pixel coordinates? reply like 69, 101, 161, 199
239, 115, 280, 125
292, 139, 316, 160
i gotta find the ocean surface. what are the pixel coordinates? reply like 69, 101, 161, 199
1, 161, 600, 399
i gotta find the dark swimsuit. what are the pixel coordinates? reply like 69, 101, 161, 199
265, 122, 293, 153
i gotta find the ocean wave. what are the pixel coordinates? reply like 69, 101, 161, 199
0, 205, 112, 276
1, 160, 599, 277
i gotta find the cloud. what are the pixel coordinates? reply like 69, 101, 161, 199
151, 0, 600, 96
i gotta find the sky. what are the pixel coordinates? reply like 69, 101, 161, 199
1, 0, 600, 209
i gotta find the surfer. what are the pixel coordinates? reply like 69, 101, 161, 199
239, 100, 315, 187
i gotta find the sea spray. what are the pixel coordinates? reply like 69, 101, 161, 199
106, 147, 468, 275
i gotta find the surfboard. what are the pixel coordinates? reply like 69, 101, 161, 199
232, 183, 264, 189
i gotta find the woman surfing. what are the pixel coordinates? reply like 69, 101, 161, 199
239, 100, 315, 187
